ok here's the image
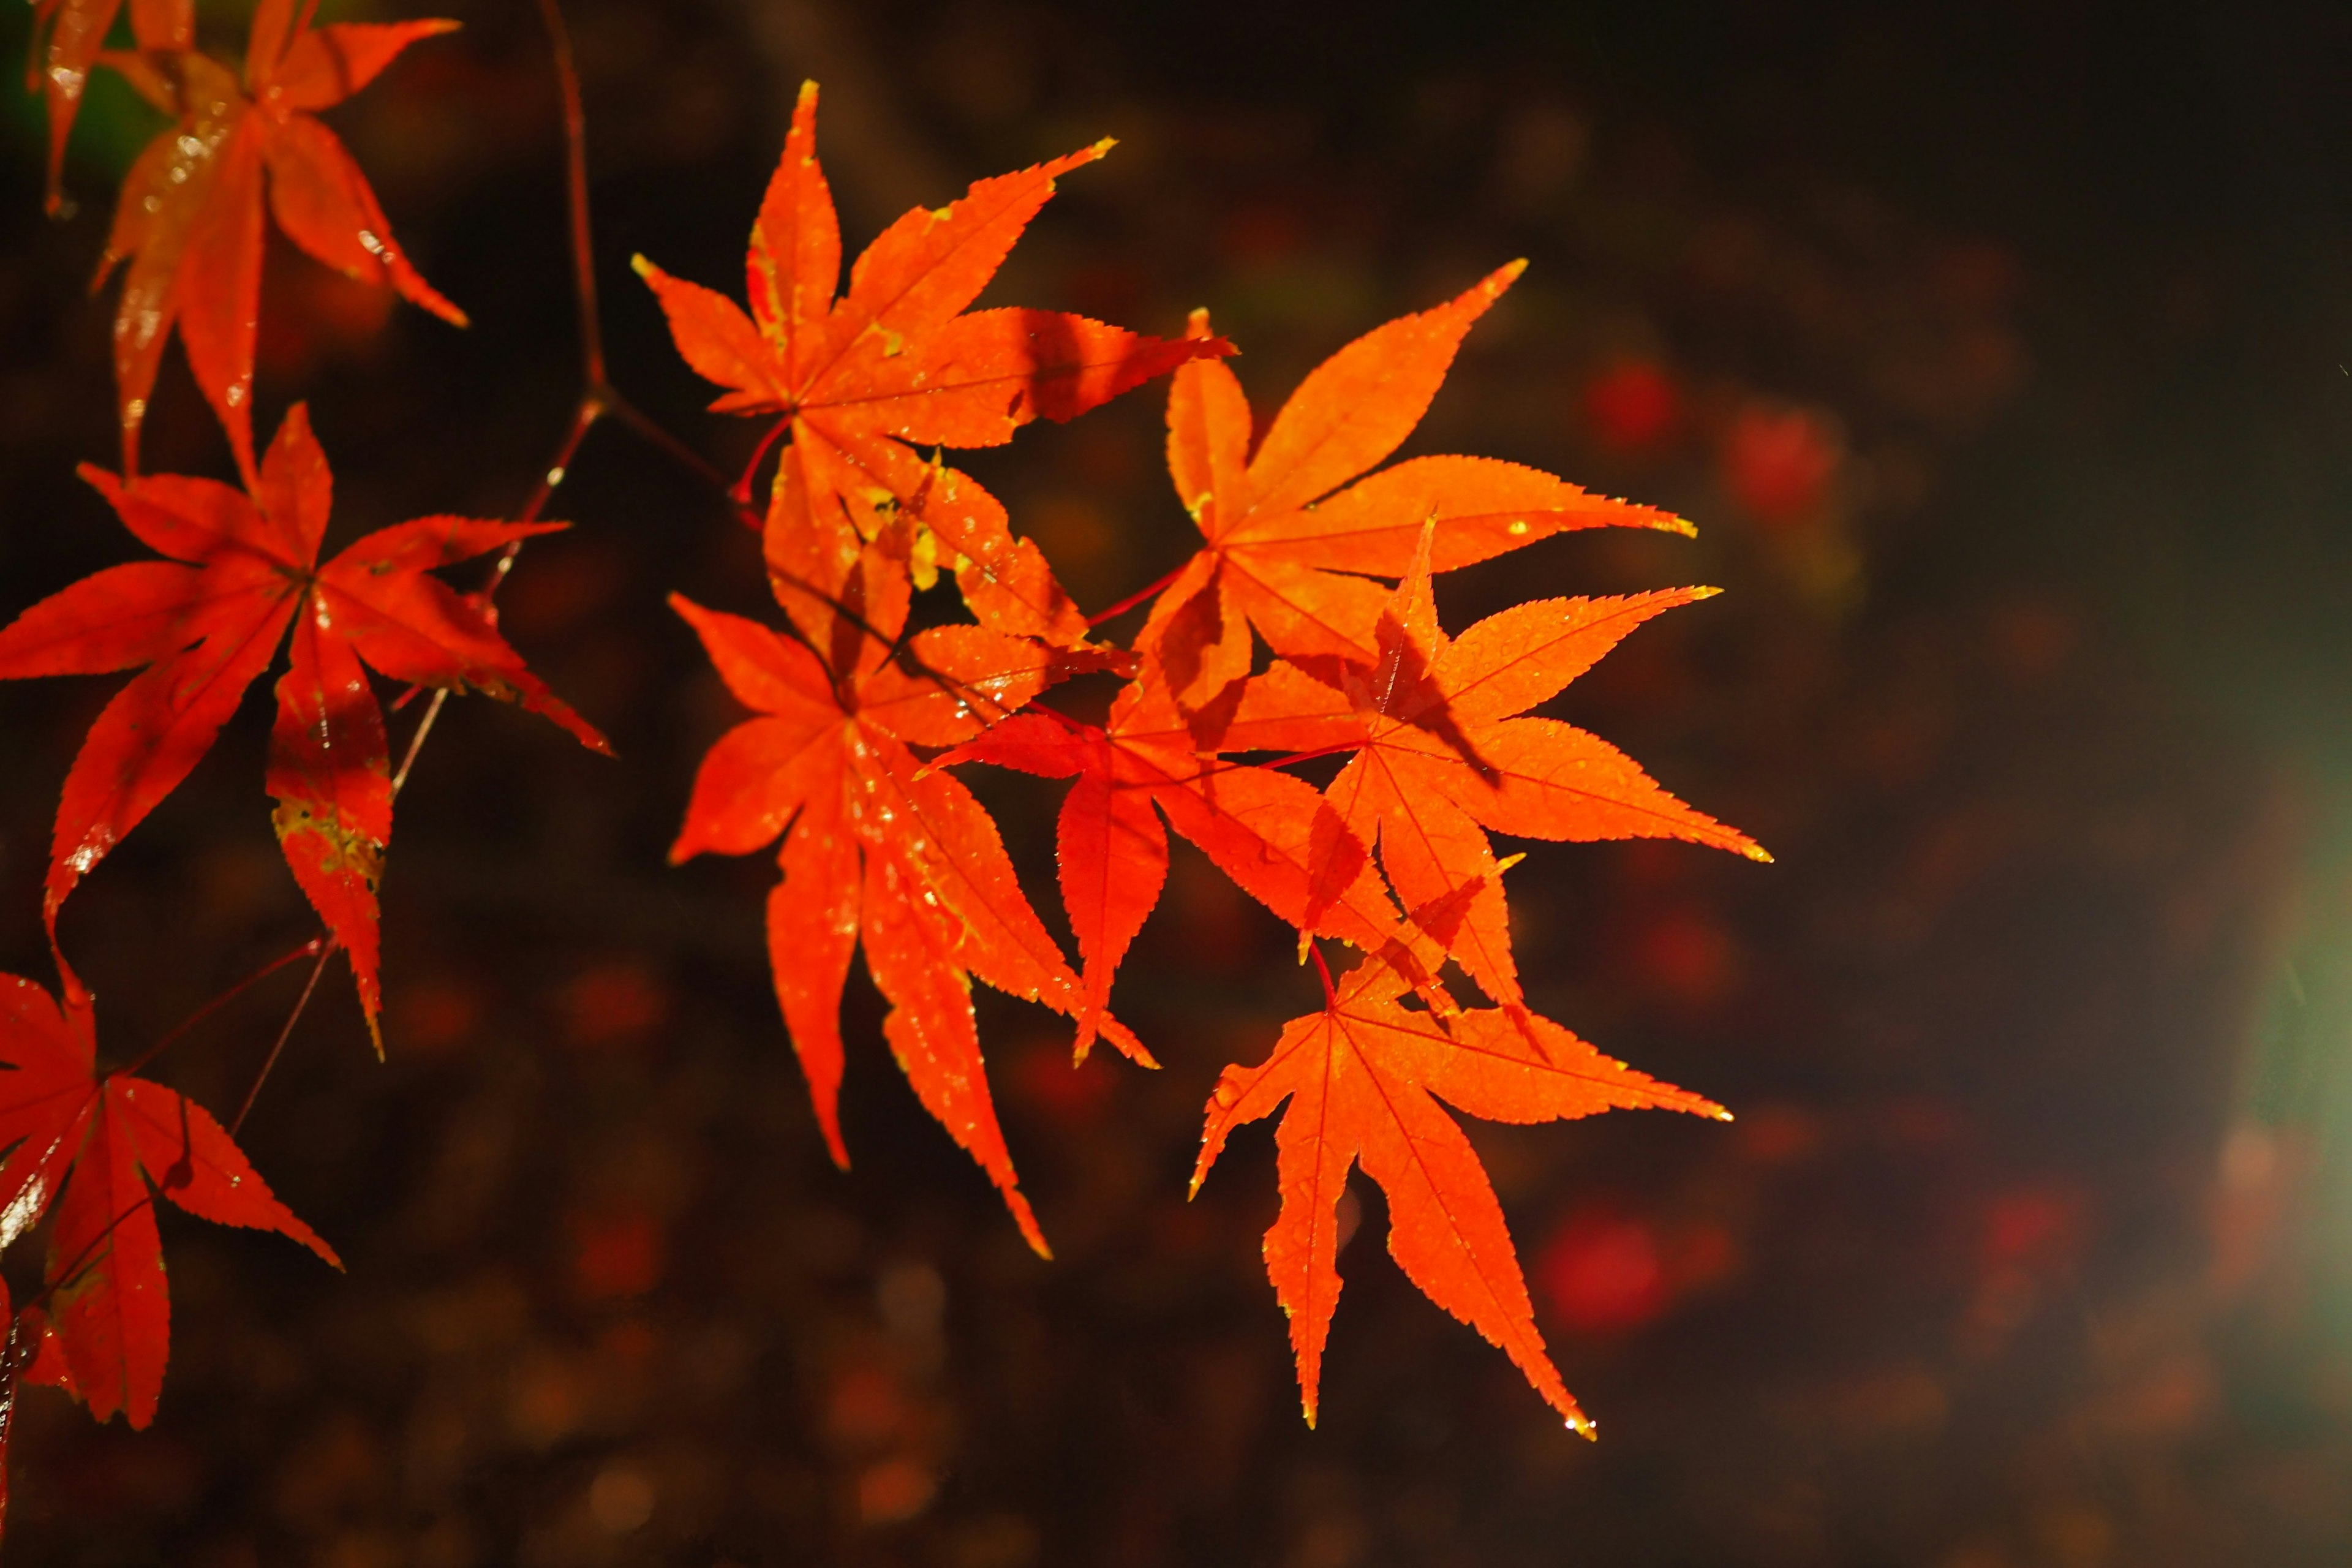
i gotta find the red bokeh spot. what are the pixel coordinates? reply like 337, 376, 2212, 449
1634, 905, 1740, 1008
560, 962, 669, 1049
1012, 1039, 1115, 1126
1219, 202, 1308, 267
1539, 1207, 1670, 1333
1978, 1184, 2087, 1272
1734, 1104, 1823, 1166
1583, 359, 1680, 451
574, 1212, 665, 1300
1722, 402, 1841, 526
255, 240, 394, 381
391, 976, 482, 1055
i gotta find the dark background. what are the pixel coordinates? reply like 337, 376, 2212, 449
5, 1, 2352, 1563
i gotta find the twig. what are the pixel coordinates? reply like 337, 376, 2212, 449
232, 940, 334, 1139
1088, 560, 1189, 627
605, 388, 736, 500
539, 0, 603, 390
112, 938, 325, 1080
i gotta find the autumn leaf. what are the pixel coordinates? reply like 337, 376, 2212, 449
1193, 948, 1727, 1429
27, 0, 191, 215
1133, 282, 1693, 710
636, 79, 1229, 650
938, 665, 1454, 1043
668, 586, 1152, 1257
0, 971, 339, 1430
1221, 526, 1768, 1006
91, 0, 464, 481
0, 405, 606, 1050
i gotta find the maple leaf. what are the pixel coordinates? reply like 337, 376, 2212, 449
1221, 527, 1768, 1006
1192, 949, 1727, 1430
668, 587, 1153, 1256
0, 405, 608, 1050
26, 0, 190, 215
1134, 281, 1692, 710
636, 79, 1229, 651
0, 971, 339, 1430
938, 666, 1454, 1043
92, 0, 466, 481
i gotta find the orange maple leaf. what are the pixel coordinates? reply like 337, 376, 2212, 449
1219, 528, 1769, 1006
93, 0, 466, 481
1135, 280, 1691, 710
667, 584, 1155, 1257
1193, 948, 1726, 1430
635, 80, 1230, 652
938, 662, 1464, 1049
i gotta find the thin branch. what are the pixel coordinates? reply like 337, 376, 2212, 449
112, 938, 325, 1080
537, 0, 603, 389
231, 940, 334, 1139
1088, 560, 1190, 627
606, 389, 736, 500
518, 393, 605, 526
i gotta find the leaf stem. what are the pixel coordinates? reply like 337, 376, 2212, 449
111, 938, 325, 1080
1087, 561, 1189, 627
537, 0, 603, 390
731, 414, 793, 510
231, 939, 335, 1139
605, 389, 737, 500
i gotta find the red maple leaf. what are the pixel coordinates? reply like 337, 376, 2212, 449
1221, 527, 1769, 1007
667, 585, 1153, 1257
91, 0, 465, 481
635, 80, 1229, 652
0, 971, 339, 1430
1133, 279, 1690, 710
1191, 948, 1726, 1430
0, 405, 607, 1050
27, 0, 190, 214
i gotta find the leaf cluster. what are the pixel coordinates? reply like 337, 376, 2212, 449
0, 2, 1763, 1511
653, 86, 1768, 1429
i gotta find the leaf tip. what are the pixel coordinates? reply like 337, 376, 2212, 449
1741, 843, 1774, 865
1689, 585, 1724, 601
1090, 135, 1117, 159
1653, 511, 1699, 538
629, 253, 658, 281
